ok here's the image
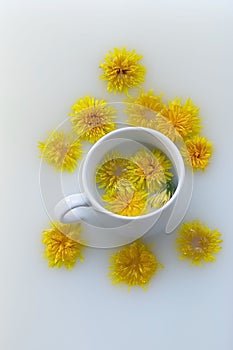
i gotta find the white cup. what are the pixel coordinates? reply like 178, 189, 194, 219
54, 127, 190, 248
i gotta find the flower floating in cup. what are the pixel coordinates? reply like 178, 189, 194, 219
96, 150, 134, 194
38, 131, 82, 172
69, 96, 116, 143
42, 222, 85, 269
176, 220, 222, 266
109, 239, 163, 290
127, 148, 174, 192
99, 47, 146, 94
96, 147, 176, 216
102, 179, 148, 217
125, 89, 165, 129
148, 180, 177, 208
181, 135, 213, 171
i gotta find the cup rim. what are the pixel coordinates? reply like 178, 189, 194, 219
81, 127, 185, 221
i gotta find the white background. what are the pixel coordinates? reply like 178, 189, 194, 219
1, 1, 233, 349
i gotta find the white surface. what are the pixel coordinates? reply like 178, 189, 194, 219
1, 1, 233, 349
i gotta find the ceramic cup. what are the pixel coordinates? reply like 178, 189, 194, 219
54, 127, 190, 247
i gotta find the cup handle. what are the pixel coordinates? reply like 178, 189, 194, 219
54, 193, 91, 223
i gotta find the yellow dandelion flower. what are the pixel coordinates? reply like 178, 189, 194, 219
38, 131, 82, 172
125, 89, 165, 128
96, 150, 133, 193
156, 98, 202, 142
99, 47, 146, 94
42, 222, 84, 269
148, 181, 176, 208
176, 220, 222, 266
127, 148, 173, 192
155, 114, 182, 143
69, 96, 116, 143
102, 179, 148, 216
181, 135, 213, 171
109, 240, 163, 290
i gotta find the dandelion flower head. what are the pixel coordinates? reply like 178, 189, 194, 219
42, 222, 84, 269
99, 47, 146, 94
181, 135, 213, 171
156, 98, 202, 142
148, 180, 177, 208
102, 179, 148, 217
125, 89, 164, 129
69, 96, 116, 143
38, 131, 82, 172
126, 148, 173, 192
109, 240, 163, 290
176, 220, 222, 266
96, 150, 133, 193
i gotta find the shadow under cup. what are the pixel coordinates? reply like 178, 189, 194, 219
82, 127, 185, 223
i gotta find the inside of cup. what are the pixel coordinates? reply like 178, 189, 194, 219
82, 127, 184, 216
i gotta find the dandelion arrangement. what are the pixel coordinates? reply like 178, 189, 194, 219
38, 45, 221, 291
